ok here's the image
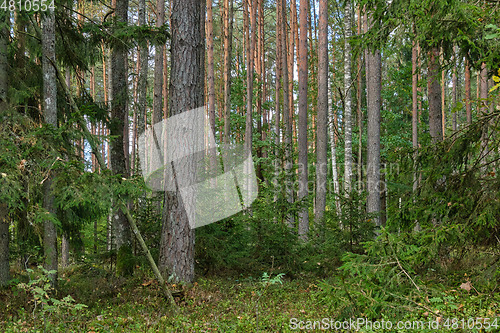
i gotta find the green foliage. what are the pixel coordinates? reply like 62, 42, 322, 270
116, 245, 135, 277
16, 266, 87, 331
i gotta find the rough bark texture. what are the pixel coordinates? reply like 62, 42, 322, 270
153, 0, 165, 125
343, 0, 353, 194
315, 0, 328, 229
297, 0, 309, 238
365, 15, 382, 228
274, 1, 282, 206
158, 0, 203, 283
428, 47, 443, 143
42, 8, 58, 287
110, 0, 133, 276
0, 203, 9, 287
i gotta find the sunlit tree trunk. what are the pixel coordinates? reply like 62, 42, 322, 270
158, 0, 203, 283
315, 0, 328, 230
42, 7, 58, 286
274, 0, 282, 209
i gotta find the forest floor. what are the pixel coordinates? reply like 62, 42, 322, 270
0, 263, 499, 332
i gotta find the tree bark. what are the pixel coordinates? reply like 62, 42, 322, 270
158, 0, 204, 283
315, 0, 328, 229
42, 7, 58, 287
0, 13, 8, 286
111, 0, 133, 276
297, 0, 309, 238
428, 47, 442, 143
451, 46, 458, 131
356, 6, 363, 193
207, 0, 216, 137
137, 0, 148, 157
344, 0, 353, 194
281, 0, 294, 227
223, 0, 233, 145
153, 0, 165, 126
365, 14, 382, 228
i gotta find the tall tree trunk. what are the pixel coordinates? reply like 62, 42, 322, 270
0, 12, 8, 287
245, 0, 256, 157
365, 14, 382, 228
452, 46, 458, 131
111, 0, 133, 276
330, 46, 341, 216
153, 0, 165, 125
315, 0, 328, 229
412, 35, 420, 231
137, 0, 148, 162
223, 0, 233, 145
281, 0, 294, 227
356, 6, 363, 192
42, 8, 58, 286
465, 59, 472, 124
479, 62, 488, 114
274, 0, 282, 209
428, 47, 443, 143
343, 0, 353, 194
207, 0, 216, 137
297, 0, 309, 238
158, 0, 203, 283
441, 55, 446, 139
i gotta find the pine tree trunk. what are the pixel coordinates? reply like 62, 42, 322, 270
452, 46, 458, 131
281, 0, 294, 227
365, 14, 382, 228
223, 0, 233, 145
297, 0, 309, 238
315, 0, 328, 229
158, 0, 203, 283
137, 0, 148, 159
428, 47, 443, 143
42, 8, 58, 286
111, 0, 133, 276
245, 0, 256, 157
274, 1, 282, 208
343, 0, 353, 194
207, 0, 216, 137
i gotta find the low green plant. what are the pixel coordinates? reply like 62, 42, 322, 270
16, 266, 87, 332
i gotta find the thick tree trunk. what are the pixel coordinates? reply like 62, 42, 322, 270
315, 0, 328, 229
428, 47, 443, 143
158, 0, 203, 283
343, 0, 353, 194
365, 15, 382, 228
42, 8, 58, 287
110, 0, 133, 276
297, 0, 309, 238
